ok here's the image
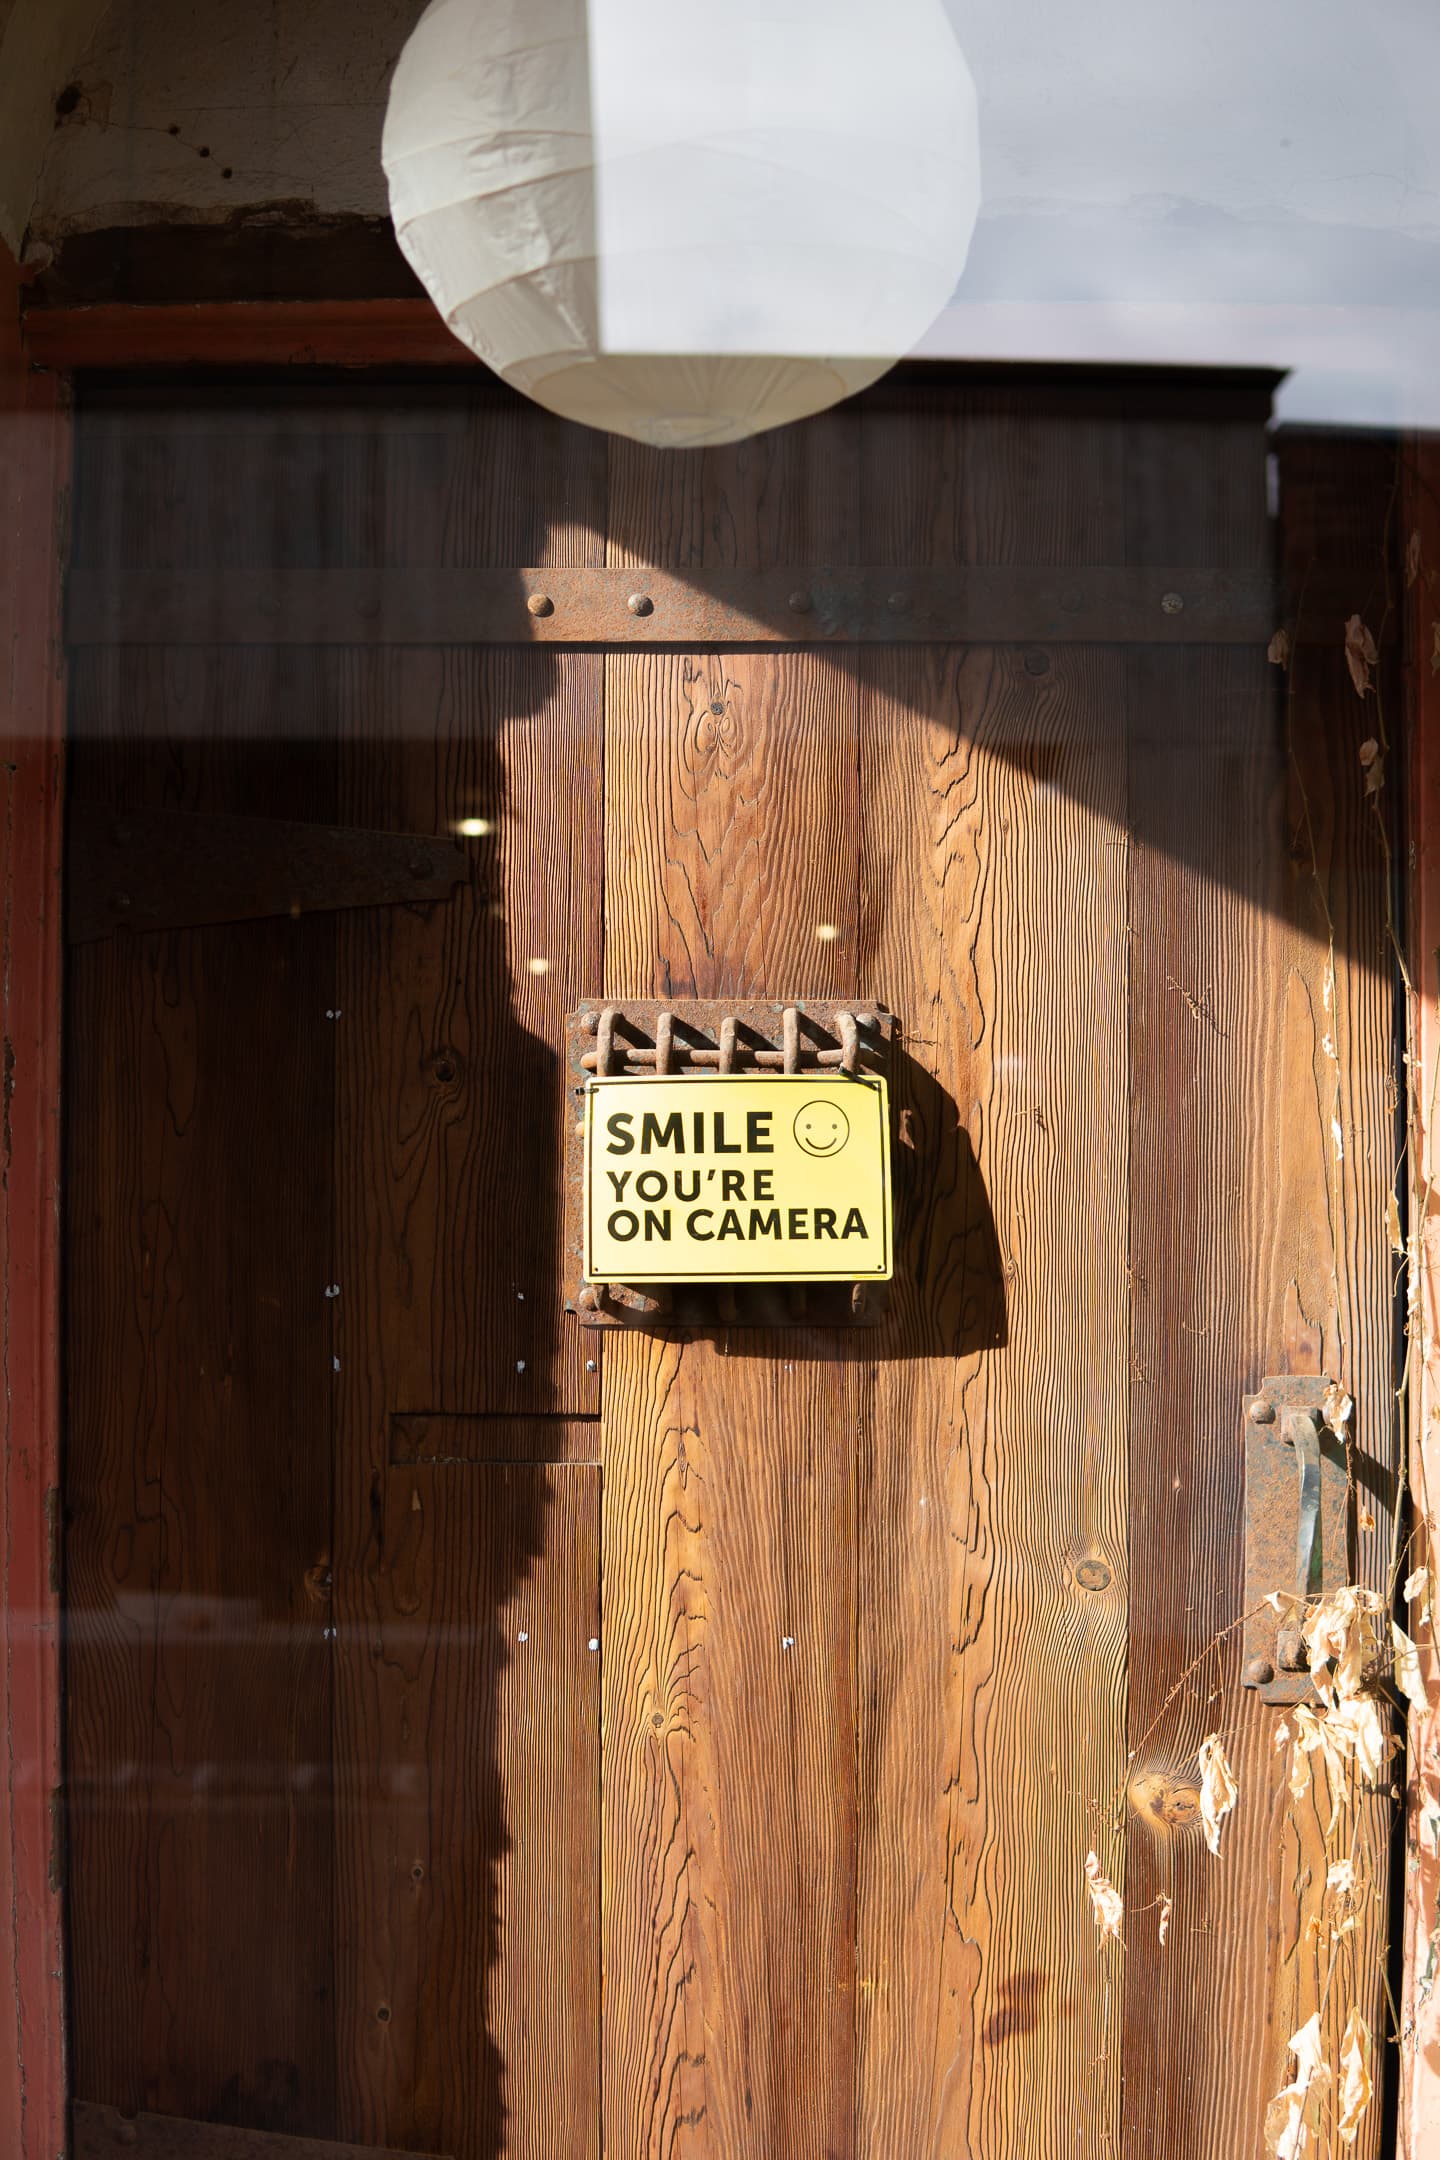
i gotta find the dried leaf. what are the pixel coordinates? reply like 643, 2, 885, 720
1393, 1621, 1430, 1715
1322, 1383, 1354, 1437
1157, 1891, 1171, 1948
1198, 1732, 1239, 1856
1326, 1857, 1356, 1896
1345, 615, 1378, 696
1387, 1190, 1405, 1255
1266, 2014, 1331, 2160
1274, 1718, 1292, 1751
1268, 627, 1292, 667
1326, 1695, 1394, 1787
1407, 530, 1423, 588
1337, 2007, 1373, 2144
1404, 1565, 1428, 1604
1359, 737, 1385, 797
1083, 1850, 1123, 1946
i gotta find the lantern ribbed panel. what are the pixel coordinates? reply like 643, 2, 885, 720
383, 0, 980, 447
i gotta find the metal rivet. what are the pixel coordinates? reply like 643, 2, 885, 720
1247, 1396, 1275, 1424
527, 592, 554, 617
408, 855, 431, 878
1242, 1655, 1275, 1689
1161, 591, 1184, 615
627, 592, 654, 617
788, 589, 813, 614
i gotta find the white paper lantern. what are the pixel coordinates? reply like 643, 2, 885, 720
383, 0, 981, 447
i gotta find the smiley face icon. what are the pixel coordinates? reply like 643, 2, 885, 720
793, 1097, 851, 1158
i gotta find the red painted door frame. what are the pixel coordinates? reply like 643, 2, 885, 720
1, 254, 69, 2160
4, 281, 1439, 2155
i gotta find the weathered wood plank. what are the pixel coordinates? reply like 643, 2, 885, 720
602, 456, 862, 2151
854, 643, 1130, 2157
329, 394, 608, 2157
341, 1462, 599, 2160
1120, 423, 1395, 2157
73, 2100, 449, 2159
604, 652, 857, 1000
390, 1412, 599, 1465
64, 905, 337, 2131
330, 648, 602, 1421
64, 613, 339, 2137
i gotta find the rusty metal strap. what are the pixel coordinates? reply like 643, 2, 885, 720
66, 564, 1277, 647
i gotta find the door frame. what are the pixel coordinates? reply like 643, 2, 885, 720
6, 272, 1438, 2155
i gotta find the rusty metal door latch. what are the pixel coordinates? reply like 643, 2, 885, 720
1240, 1375, 1351, 1704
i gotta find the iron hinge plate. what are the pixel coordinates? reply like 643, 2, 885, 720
1240, 1373, 1351, 1705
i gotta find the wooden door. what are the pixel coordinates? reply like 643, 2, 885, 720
62, 372, 1399, 2160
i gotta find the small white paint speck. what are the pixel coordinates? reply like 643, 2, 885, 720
782, 1636, 796, 1650
325, 1284, 340, 1299
332, 1356, 341, 1373
325, 1009, 343, 1020
516, 1290, 526, 1301
588, 1637, 600, 1652
516, 1359, 527, 1373
517, 1630, 529, 1643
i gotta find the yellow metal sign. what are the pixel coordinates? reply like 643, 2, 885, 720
583, 1073, 891, 1283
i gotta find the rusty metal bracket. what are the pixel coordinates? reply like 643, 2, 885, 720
1240, 1375, 1351, 1705
67, 801, 470, 942
66, 564, 1277, 648
563, 999, 896, 1331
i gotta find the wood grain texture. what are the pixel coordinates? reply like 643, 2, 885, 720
602, 423, 863, 2156
64, 474, 341, 2141
0, 248, 69, 2160
601, 1337, 857, 2160
329, 396, 607, 2157
1401, 436, 1440, 2160
855, 643, 1130, 2158
604, 651, 857, 1000
342, 1462, 599, 2160
73, 2100, 450, 2160
1121, 425, 1396, 2157
64, 904, 337, 2132
331, 648, 602, 1421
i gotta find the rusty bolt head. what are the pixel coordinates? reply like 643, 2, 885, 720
627, 592, 654, 617
1161, 590, 1185, 614
788, 589, 813, 614
886, 590, 910, 613
527, 591, 554, 617
1247, 1396, 1276, 1424
1075, 1560, 1112, 1591
1276, 1627, 1307, 1672
1242, 1655, 1275, 1688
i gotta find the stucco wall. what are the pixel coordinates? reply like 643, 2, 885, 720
17, 0, 412, 260
0, 0, 111, 253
